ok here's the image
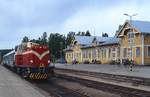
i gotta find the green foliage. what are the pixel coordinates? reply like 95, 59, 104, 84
85, 30, 91, 36
66, 31, 75, 46
76, 30, 91, 36
76, 31, 81, 36
30, 32, 48, 45
102, 33, 109, 37
0, 49, 13, 62
0, 49, 13, 56
48, 33, 66, 59
22, 36, 29, 43
41, 32, 47, 45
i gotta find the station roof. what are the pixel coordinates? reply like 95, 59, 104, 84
117, 20, 150, 36
74, 36, 114, 45
100, 37, 119, 46
131, 20, 150, 33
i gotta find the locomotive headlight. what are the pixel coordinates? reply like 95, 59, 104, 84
30, 60, 33, 63
48, 60, 50, 63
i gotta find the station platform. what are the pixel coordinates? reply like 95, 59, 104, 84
55, 63, 150, 79
0, 65, 47, 97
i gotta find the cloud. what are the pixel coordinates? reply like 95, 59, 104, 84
61, 0, 150, 36
0, 0, 150, 48
0, 0, 87, 48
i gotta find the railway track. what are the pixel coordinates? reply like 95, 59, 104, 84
55, 68, 150, 97
3, 65, 150, 97
55, 68, 150, 86
3, 65, 91, 97
30, 78, 92, 97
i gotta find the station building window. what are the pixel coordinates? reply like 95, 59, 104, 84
123, 48, 127, 58
102, 48, 106, 58
112, 47, 116, 51
112, 53, 115, 58
92, 49, 96, 58
97, 49, 101, 58
85, 51, 88, 58
148, 47, 150, 57
117, 47, 120, 57
89, 52, 91, 58
128, 48, 132, 57
108, 48, 111, 58
82, 51, 86, 58
136, 47, 140, 57
104, 49, 106, 58
127, 32, 134, 45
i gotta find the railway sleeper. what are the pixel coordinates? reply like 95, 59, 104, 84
56, 73, 150, 97
55, 69, 150, 86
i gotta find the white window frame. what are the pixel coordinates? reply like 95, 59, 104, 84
128, 47, 132, 58
127, 32, 134, 45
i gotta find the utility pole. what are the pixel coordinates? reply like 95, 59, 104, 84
124, 13, 138, 71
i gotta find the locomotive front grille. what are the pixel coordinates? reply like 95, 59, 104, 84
29, 73, 48, 79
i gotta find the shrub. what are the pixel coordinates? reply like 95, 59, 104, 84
72, 60, 78, 64
92, 59, 101, 64
96, 60, 101, 64
109, 60, 117, 65
84, 60, 90, 64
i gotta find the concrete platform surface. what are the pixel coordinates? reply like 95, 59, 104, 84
0, 65, 47, 97
55, 63, 150, 79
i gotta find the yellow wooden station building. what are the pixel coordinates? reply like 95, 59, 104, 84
65, 20, 150, 65
117, 20, 150, 65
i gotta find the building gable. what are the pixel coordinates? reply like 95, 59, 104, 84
117, 20, 150, 38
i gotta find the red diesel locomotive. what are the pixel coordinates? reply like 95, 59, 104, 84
3, 42, 54, 80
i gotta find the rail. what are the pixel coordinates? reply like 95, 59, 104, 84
55, 68, 150, 97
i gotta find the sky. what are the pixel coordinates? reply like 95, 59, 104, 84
0, 0, 150, 49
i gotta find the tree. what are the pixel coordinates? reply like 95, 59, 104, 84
102, 33, 108, 37
41, 32, 48, 45
76, 31, 81, 36
85, 30, 91, 36
76, 31, 87, 36
66, 31, 75, 46
76, 30, 91, 36
48, 33, 66, 60
22, 36, 29, 43
81, 32, 85, 36
30, 32, 48, 45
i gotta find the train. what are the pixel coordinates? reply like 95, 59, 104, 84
2, 42, 54, 80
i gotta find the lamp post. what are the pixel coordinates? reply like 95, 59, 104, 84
124, 14, 137, 28
123, 13, 137, 60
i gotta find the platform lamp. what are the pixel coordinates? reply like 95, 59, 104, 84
123, 13, 137, 60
